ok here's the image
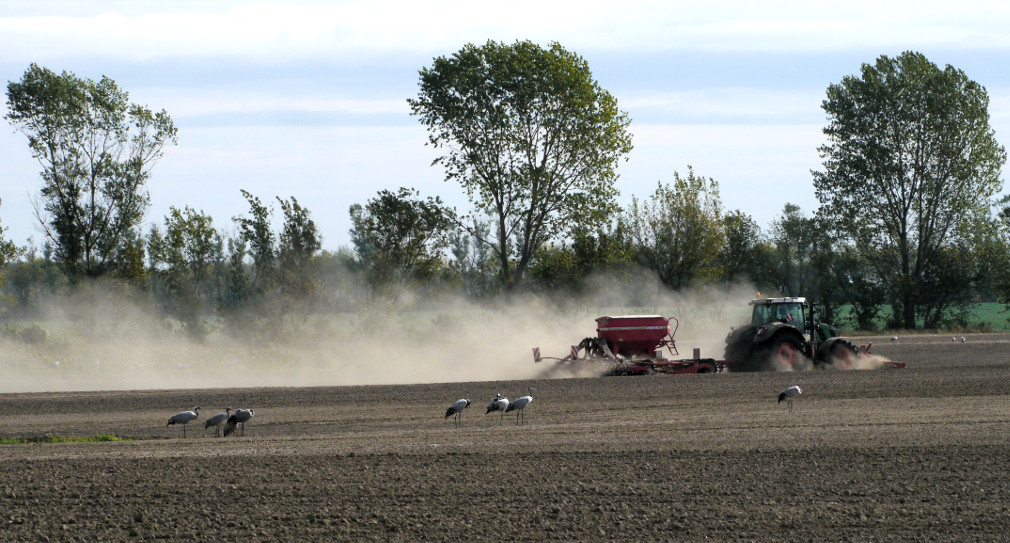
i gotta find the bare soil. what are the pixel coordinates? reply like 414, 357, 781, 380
2, 333, 1010, 541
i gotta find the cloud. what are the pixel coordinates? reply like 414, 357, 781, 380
2, 0, 1009, 66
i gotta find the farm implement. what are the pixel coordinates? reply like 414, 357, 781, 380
533, 315, 721, 376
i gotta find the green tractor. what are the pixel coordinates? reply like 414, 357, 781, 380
723, 297, 862, 371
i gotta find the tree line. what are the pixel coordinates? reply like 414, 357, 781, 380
2, 46, 1009, 336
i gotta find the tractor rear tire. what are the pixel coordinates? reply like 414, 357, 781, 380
758, 334, 805, 371
814, 338, 860, 369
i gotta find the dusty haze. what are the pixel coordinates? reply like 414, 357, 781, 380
0, 273, 758, 393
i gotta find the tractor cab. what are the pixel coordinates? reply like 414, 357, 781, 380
750, 297, 807, 330
749, 296, 839, 346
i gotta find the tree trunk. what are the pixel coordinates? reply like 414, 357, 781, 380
903, 297, 916, 330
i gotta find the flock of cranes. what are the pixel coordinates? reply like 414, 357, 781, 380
167, 388, 539, 439
446, 386, 536, 426
167, 382, 802, 437
166, 406, 255, 438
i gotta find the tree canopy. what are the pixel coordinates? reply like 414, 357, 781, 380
626, 168, 724, 290
0, 200, 24, 295
148, 206, 220, 338
408, 40, 633, 290
813, 51, 1006, 329
349, 187, 451, 290
4, 63, 177, 280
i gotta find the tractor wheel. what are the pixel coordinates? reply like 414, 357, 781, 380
724, 327, 762, 371
760, 334, 805, 371
815, 338, 860, 369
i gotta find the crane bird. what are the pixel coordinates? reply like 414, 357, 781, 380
167, 406, 201, 437
486, 393, 509, 423
204, 408, 231, 437
505, 387, 535, 425
223, 408, 255, 437
445, 399, 471, 426
960, 336, 966, 343
777, 386, 802, 411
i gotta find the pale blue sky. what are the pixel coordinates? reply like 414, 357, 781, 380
2, 1, 1009, 250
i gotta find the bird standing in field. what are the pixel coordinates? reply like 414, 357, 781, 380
204, 408, 231, 437
167, 406, 201, 437
486, 393, 509, 423
445, 399, 471, 426
777, 386, 802, 411
223, 408, 255, 437
505, 387, 535, 425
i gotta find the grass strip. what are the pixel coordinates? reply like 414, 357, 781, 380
0, 433, 133, 444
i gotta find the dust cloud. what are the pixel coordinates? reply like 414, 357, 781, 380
0, 273, 760, 393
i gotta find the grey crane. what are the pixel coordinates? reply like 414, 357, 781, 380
777, 385, 802, 411
223, 408, 255, 437
485, 393, 509, 423
445, 398, 471, 426
167, 406, 200, 437
505, 387, 535, 425
204, 408, 231, 437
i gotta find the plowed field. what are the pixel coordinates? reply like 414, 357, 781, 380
2, 333, 1010, 541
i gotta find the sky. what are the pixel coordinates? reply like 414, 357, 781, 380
2, 0, 1009, 251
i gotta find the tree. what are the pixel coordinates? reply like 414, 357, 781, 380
768, 204, 820, 297
814, 51, 1006, 329
409, 40, 633, 290
718, 209, 770, 286
983, 199, 1010, 310
5, 64, 177, 280
0, 200, 24, 299
220, 236, 249, 310
626, 168, 724, 290
349, 187, 451, 290
276, 196, 322, 303
830, 245, 887, 330
234, 190, 276, 293
529, 222, 636, 293
3, 242, 67, 313
445, 219, 498, 297
148, 206, 221, 338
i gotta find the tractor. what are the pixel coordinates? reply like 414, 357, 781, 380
723, 297, 867, 371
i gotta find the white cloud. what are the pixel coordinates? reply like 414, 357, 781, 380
3, 0, 1010, 65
